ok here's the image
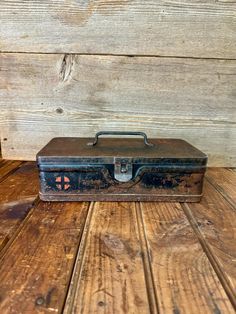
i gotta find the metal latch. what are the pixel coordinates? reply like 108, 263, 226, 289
114, 157, 133, 182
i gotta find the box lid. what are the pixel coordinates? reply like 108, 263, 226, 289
37, 132, 207, 165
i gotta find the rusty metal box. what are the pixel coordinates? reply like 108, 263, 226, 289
37, 131, 207, 202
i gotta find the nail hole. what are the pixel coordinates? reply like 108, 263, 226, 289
98, 301, 106, 307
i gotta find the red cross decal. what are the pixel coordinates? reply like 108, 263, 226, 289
55, 176, 71, 190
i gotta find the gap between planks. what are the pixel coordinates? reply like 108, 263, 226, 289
63, 201, 160, 313
1, 51, 236, 61
181, 202, 236, 310
135, 202, 159, 314
1, 164, 235, 312
63, 201, 95, 313
60, 201, 92, 312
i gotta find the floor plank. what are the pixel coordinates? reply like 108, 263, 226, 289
64, 202, 152, 314
0, 201, 89, 313
183, 180, 236, 309
0, 165, 235, 313
139, 202, 234, 313
0, 160, 23, 182
0, 162, 38, 250
206, 168, 236, 207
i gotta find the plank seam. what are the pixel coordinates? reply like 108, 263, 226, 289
62, 201, 95, 314
0, 196, 40, 258
181, 202, 236, 310
1, 51, 236, 61
135, 202, 159, 314
205, 176, 236, 210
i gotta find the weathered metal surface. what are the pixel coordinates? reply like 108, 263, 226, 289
37, 133, 207, 202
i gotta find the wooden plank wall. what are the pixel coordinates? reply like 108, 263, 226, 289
0, 1, 235, 165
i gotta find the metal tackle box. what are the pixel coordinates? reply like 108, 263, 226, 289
37, 131, 207, 202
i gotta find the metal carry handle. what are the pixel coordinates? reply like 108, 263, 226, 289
87, 131, 154, 147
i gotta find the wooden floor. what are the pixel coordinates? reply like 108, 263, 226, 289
0, 160, 235, 313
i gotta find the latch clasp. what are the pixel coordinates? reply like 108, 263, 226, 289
114, 157, 133, 182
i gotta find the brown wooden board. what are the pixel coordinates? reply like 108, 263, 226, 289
0, 160, 23, 182
1, 54, 236, 166
0, 166, 235, 312
139, 201, 234, 313
0, 1, 235, 58
183, 179, 236, 309
0, 162, 38, 250
206, 168, 236, 207
0, 201, 89, 313
64, 202, 151, 313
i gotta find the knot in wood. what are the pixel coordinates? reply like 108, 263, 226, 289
102, 234, 124, 252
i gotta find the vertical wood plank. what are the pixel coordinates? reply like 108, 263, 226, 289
139, 201, 234, 313
0, 201, 89, 313
183, 180, 236, 309
64, 202, 152, 313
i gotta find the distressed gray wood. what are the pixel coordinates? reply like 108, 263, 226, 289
0, 0, 235, 58
0, 53, 235, 165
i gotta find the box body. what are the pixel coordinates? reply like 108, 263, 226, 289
37, 137, 207, 202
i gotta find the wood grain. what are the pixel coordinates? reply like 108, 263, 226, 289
64, 202, 151, 313
0, 160, 23, 182
183, 180, 236, 308
0, 1, 235, 58
1, 53, 235, 165
206, 168, 236, 206
0, 165, 236, 312
0, 201, 89, 313
0, 162, 38, 250
139, 201, 234, 313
